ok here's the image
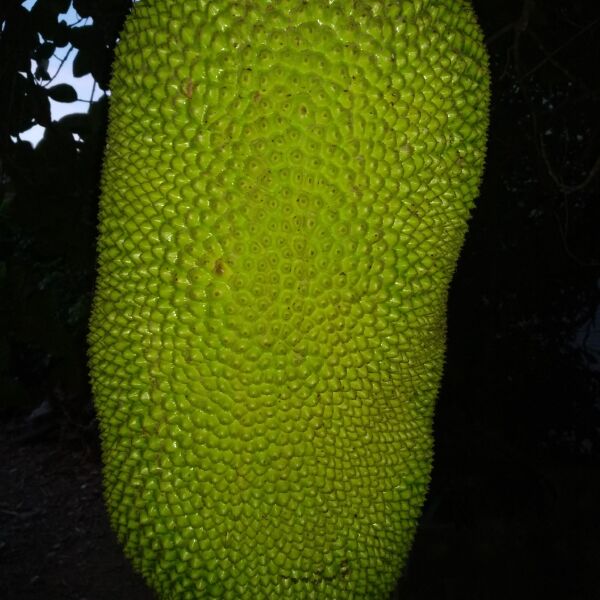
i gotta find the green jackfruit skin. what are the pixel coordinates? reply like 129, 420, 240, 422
89, 1, 489, 598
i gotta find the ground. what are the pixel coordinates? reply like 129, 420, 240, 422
1, 416, 151, 600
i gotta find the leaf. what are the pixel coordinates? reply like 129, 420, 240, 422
88, 96, 109, 132
73, 0, 95, 18
91, 51, 111, 90
58, 113, 91, 137
73, 0, 132, 29
35, 42, 56, 61
7, 74, 32, 135
30, 84, 52, 128
52, 21, 71, 47
72, 48, 94, 78
48, 0, 72, 12
35, 59, 51, 82
47, 83, 78, 103
67, 25, 114, 88
3, 6, 38, 73
68, 25, 98, 50
30, 0, 65, 40
36, 123, 79, 169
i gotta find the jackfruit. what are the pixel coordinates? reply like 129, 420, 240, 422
88, 1, 489, 598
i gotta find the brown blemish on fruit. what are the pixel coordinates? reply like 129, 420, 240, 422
182, 79, 195, 99
214, 258, 225, 275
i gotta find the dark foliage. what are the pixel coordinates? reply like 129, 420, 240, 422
1, 1, 599, 598
0, 0, 132, 423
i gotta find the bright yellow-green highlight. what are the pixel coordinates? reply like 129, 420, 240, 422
89, 1, 489, 598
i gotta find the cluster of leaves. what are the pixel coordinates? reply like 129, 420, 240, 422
0, 0, 132, 420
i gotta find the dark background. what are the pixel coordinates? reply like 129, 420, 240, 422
1, 1, 599, 598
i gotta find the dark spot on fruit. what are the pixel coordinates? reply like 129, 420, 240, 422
182, 79, 195, 99
214, 258, 225, 275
